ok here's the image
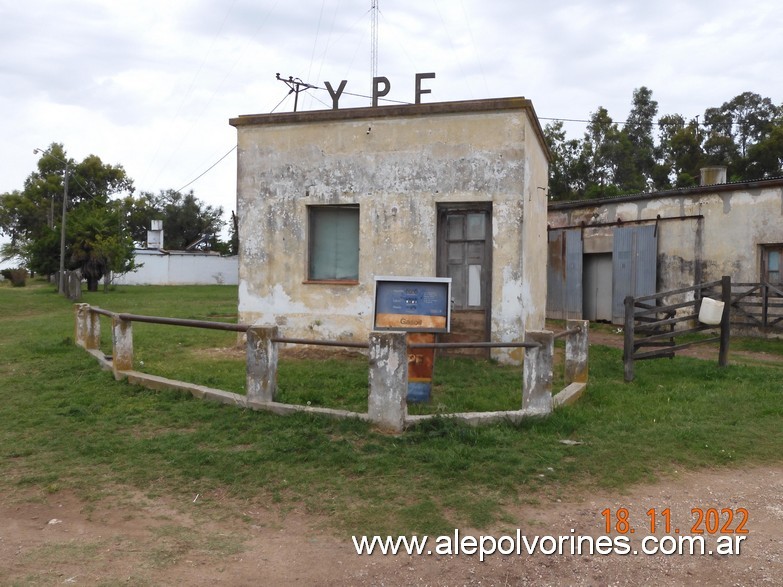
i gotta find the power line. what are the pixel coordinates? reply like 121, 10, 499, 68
175, 146, 237, 194
539, 116, 629, 125
275, 74, 317, 112
171, 91, 745, 196
171, 89, 298, 194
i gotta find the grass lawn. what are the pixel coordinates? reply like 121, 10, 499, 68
1, 280, 782, 535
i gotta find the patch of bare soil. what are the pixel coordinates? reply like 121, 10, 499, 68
2, 466, 781, 586
193, 345, 367, 361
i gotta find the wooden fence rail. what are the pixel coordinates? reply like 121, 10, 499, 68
623, 276, 731, 381
722, 282, 783, 330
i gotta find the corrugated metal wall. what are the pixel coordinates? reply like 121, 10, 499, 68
611, 225, 658, 323
547, 228, 583, 319
547, 224, 658, 323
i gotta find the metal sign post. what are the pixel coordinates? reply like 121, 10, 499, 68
374, 276, 451, 402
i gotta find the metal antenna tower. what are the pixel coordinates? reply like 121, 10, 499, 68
371, 0, 379, 80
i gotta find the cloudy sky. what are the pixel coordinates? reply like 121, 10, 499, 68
2, 0, 782, 228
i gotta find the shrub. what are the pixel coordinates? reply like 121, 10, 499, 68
1, 268, 28, 287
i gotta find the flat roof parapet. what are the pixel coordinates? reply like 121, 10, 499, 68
229, 96, 551, 162
229, 96, 535, 127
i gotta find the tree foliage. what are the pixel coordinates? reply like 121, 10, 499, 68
126, 189, 225, 251
545, 88, 783, 201
0, 144, 135, 290
0, 143, 233, 291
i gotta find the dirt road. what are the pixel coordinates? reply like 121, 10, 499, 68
2, 465, 781, 586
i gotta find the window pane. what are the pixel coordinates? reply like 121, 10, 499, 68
447, 216, 464, 240
768, 251, 780, 272
466, 242, 484, 263
449, 265, 465, 307
309, 206, 359, 280
466, 213, 485, 240
468, 264, 481, 306
448, 243, 464, 263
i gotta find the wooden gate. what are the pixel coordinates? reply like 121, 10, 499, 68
623, 277, 731, 381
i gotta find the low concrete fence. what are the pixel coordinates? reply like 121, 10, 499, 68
74, 304, 589, 433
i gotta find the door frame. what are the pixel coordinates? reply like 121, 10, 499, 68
436, 202, 493, 343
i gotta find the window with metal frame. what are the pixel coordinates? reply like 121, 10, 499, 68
308, 205, 360, 282
761, 245, 783, 284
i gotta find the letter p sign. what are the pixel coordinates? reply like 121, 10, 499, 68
372, 76, 391, 107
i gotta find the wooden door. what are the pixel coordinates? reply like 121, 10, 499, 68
437, 205, 492, 356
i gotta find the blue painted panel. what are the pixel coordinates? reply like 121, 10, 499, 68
374, 277, 452, 332
612, 225, 658, 323
407, 382, 432, 403
547, 229, 583, 319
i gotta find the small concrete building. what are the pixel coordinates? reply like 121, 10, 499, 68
229, 97, 551, 363
114, 221, 238, 286
114, 249, 239, 286
547, 168, 783, 323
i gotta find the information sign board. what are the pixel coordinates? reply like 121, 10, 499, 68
373, 276, 451, 333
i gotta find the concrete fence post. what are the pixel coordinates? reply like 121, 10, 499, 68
66, 271, 82, 301
111, 315, 133, 376
75, 304, 88, 347
75, 304, 100, 349
368, 331, 408, 433
564, 319, 589, 384
522, 331, 554, 416
246, 324, 279, 403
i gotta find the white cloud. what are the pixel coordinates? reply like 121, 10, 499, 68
1, 0, 782, 223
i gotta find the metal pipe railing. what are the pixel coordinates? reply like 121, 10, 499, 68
89, 306, 251, 333
88, 306, 573, 351
553, 326, 582, 340
272, 337, 370, 349
408, 341, 540, 349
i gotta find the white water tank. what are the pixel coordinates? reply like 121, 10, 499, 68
147, 220, 164, 249
700, 166, 727, 186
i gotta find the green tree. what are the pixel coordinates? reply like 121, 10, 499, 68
616, 86, 658, 193
0, 143, 135, 288
578, 107, 622, 199
542, 89, 783, 201
543, 120, 582, 200
746, 124, 783, 178
127, 189, 226, 251
654, 114, 705, 188
702, 92, 780, 178
68, 201, 136, 291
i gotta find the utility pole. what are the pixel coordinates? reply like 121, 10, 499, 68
59, 160, 69, 295
34, 147, 70, 295
275, 73, 316, 112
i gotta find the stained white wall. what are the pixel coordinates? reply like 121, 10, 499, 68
231, 98, 551, 363
114, 251, 238, 285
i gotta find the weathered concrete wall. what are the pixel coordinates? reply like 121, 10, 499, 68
518, 118, 551, 346
232, 98, 550, 362
548, 181, 783, 294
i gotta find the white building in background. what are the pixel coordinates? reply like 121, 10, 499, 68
114, 221, 238, 286
114, 249, 238, 286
